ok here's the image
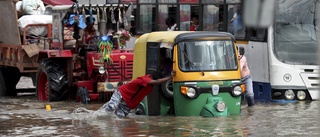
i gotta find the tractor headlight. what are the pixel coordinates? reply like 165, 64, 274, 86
285, 89, 295, 100
297, 91, 306, 100
101, 35, 110, 42
98, 66, 106, 74
215, 101, 226, 112
232, 86, 242, 96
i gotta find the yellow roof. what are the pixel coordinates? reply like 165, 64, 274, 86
145, 31, 190, 43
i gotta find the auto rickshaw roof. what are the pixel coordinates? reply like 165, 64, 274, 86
146, 31, 190, 43
174, 31, 235, 43
145, 31, 235, 44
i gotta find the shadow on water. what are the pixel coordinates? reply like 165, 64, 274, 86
0, 96, 318, 137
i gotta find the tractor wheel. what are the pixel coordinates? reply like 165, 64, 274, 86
0, 67, 21, 96
0, 68, 6, 96
36, 59, 68, 102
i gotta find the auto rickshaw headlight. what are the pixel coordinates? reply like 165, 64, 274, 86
215, 101, 226, 112
187, 88, 196, 98
180, 86, 197, 98
98, 66, 106, 74
232, 86, 242, 96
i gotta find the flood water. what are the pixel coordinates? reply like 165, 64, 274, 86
0, 77, 319, 137
0, 95, 318, 137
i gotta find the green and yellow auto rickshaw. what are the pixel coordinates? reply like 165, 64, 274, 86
132, 31, 245, 117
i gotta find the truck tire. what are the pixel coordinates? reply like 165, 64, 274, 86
161, 79, 174, 99
2, 67, 21, 96
0, 67, 20, 96
0, 68, 6, 96
36, 59, 68, 102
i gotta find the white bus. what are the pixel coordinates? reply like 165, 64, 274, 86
237, 0, 320, 101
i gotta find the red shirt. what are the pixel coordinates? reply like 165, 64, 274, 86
190, 25, 196, 31
190, 25, 198, 31
83, 28, 95, 44
118, 74, 153, 109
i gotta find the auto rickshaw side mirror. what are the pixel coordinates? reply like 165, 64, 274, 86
242, 0, 275, 28
239, 47, 245, 56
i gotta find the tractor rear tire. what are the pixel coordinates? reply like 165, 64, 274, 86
36, 59, 68, 102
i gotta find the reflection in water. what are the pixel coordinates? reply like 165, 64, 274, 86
0, 96, 318, 137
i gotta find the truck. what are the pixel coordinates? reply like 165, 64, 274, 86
0, 0, 134, 103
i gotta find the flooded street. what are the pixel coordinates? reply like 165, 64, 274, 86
0, 77, 319, 137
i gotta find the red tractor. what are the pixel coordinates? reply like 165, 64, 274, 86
0, 0, 133, 103
36, 3, 134, 103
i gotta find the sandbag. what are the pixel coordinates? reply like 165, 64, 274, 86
21, 0, 45, 15
16, 1, 24, 18
16, 1, 23, 12
18, 15, 52, 36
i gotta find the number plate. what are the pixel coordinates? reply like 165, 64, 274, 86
211, 85, 219, 96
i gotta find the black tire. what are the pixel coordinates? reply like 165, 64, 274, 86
77, 87, 90, 104
4, 67, 20, 96
135, 104, 145, 115
0, 67, 21, 96
0, 68, 6, 96
161, 79, 174, 99
36, 59, 68, 102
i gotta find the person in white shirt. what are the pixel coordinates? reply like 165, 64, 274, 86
165, 17, 177, 31
238, 46, 255, 107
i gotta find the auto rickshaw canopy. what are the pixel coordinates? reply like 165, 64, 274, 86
132, 31, 236, 79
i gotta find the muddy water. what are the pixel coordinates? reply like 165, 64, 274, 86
0, 95, 318, 137
0, 77, 318, 137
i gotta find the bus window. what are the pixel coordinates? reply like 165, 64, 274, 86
228, 5, 245, 39
190, 6, 199, 31
203, 5, 220, 31
139, 5, 156, 33
179, 5, 191, 31
158, 5, 177, 31
179, 5, 199, 31
248, 28, 267, 42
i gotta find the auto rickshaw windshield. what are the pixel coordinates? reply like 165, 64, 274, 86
178, 40, 237, 71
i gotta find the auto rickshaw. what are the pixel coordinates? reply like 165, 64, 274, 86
132, 31, 245, 117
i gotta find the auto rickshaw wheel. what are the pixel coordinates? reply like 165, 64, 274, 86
36, 59, 68, 102
161, 79, 174, 99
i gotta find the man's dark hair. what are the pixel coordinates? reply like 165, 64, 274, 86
165, 17, 176, 27
86, 16, 95, 23
151, 71, 163, 80
191, 14, 199, 19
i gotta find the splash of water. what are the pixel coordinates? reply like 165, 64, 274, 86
72, 107, 95, 114
72, 102, 109, 115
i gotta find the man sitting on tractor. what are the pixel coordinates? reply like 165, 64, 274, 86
83, 16, 98, 44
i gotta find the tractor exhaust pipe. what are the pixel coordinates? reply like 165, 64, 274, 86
98, 5, 107, 36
